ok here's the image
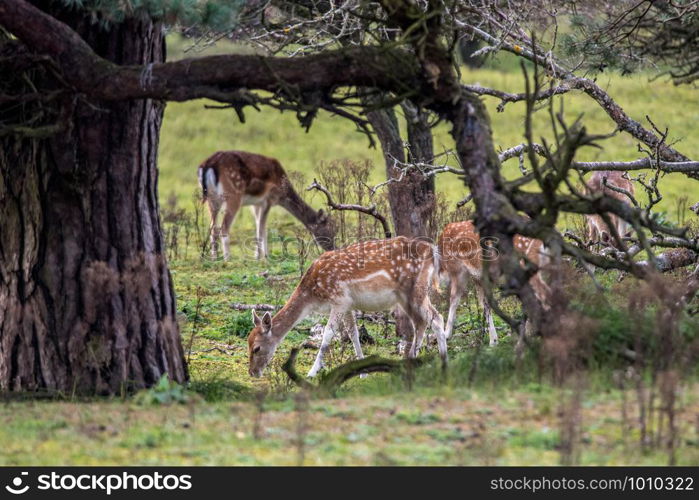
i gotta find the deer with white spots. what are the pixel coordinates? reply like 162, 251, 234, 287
438, 221, 551, 346
198, 151, 335, 260
584, 171, 635, 249
247, 236, 447, 378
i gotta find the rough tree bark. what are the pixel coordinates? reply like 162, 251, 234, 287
0, 6, 186, 393
365, 100, 435, 238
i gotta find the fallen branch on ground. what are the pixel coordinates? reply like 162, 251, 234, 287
281, 347, 433, 396
230, 303, 391, 325
636, 248, 698, 273
193, 346, 237, 356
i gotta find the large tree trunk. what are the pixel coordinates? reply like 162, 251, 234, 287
0, 8, 186, 394
401, 100, 436, 237
366, 101, 435, 238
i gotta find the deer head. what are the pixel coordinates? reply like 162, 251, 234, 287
248, 310, 275, 377
310, 209, 336, 250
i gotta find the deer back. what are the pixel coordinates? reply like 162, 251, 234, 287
300, 236, 439, 302
198, 150, 286, 199
585, 170, 635, 203
439, 221, 548, 277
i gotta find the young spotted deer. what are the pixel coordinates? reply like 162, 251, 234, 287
438, 221, 550, 346
198, 151, 335, 260
584, 171, 635, 249
247, 237, 447, 378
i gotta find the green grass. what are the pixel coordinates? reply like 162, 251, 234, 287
2, 246, 697, 465
1, 379, 696, 465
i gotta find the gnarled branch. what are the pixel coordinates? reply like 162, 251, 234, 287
281, 347, 432, 396
307, 179, 392, 238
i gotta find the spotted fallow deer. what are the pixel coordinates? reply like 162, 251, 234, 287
198, 151, 335, 260
438, 221, 550, 346
584, 171, 635, 249
247, 236, 447, 378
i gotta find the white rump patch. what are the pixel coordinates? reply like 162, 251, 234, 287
204, 168, 221, 196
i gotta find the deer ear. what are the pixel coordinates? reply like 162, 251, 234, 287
261, 312, 272, 331
252, 309, 262, 327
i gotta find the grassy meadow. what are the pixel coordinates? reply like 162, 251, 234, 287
3, 37, 698, 466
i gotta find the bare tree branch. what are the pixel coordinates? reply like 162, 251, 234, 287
461, 21, 695, 176
307, 179, 392, 238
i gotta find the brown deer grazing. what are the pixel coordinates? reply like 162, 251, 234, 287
438, 221, 550, 346
247, 237, 447, 378
584, 171, 635, 249
198, 151, 335, 260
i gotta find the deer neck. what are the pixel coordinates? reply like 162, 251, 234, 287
271, 289, 312, 342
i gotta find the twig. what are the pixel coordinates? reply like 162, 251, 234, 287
307, 179, 392, 238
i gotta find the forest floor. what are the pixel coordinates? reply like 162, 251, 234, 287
2, 249, 698, 466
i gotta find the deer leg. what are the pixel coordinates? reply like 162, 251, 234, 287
427, 302, 448, 363
407, 314, 428, 359
345, 312, 364, 361
308, 308, 342, 377
344, 312, 369, 379
206, 198, 222, 259
395, 309, 415, 358
477, 283, 498, 346
252, 201, 272, 260
444, 277, 464, 340
220, 194, 243, 262
586, 215, 601, 246
251, 205, 262, 260
402, 294, 431, 359
617, 218, 632, 239
531, 274, 552, 312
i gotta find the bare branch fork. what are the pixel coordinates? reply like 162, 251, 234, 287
306, 179, 392, 238
460, 21, 696, 179
370, 143, 699, 206
499, 56, 698, 283
369, 151, 462, 195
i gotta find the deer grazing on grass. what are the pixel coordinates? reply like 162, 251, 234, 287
584, 171, 635, 249
438, 221, 551, 346
198, 151, 335, 260
247, 236, 447, 378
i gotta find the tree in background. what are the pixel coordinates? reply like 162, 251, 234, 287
560, 0, 699, 84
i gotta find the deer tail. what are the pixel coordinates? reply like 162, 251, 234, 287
198, 165, 218, 203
